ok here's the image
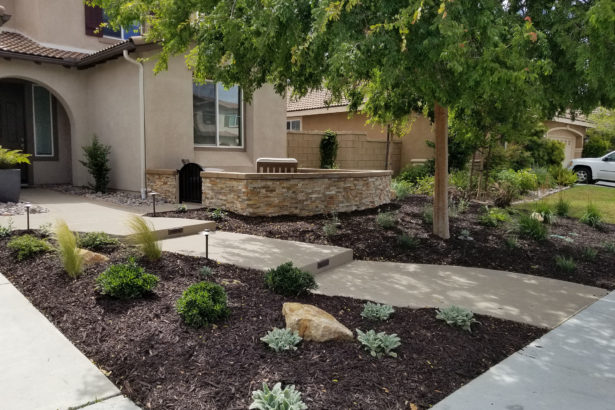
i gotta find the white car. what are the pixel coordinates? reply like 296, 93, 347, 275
568, 150, 615, 184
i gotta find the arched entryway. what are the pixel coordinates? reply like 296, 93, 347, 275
546, 127, 584, 167
0, 79, 72, 185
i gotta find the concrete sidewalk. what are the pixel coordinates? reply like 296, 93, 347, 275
314, 260, 607, 328
0, 188, 212, 238
0, 273, 139, 410
433, 291, 615, 410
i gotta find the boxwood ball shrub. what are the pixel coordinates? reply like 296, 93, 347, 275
7, 234, 52, 261
264, 262, 318, 296
96, 258, 159, 299
176, 282, 229, 328
78, 231, 120, 251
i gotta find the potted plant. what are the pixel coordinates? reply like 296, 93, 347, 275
0, 146, 30, 202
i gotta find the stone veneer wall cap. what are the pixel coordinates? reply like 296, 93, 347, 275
201, 169, 392, 180
146, 169, 178, 175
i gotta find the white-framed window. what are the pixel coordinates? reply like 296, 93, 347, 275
102, 13, 141, 39
193, 82, 243, 148
287, 118, 301, 131
32, 85, 54, 157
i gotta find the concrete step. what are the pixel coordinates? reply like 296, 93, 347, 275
146, 218, 216, 241
160, 231, 353, 274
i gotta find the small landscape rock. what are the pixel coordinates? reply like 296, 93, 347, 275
282, 302, 353, 342
79, 249, 109, 266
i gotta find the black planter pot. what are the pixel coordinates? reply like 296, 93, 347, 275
0, 169, 22, 202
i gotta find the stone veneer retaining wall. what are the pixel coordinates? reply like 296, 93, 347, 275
288, 131, 402, 174
146, 169, 178, 203
201, 168, 392, 216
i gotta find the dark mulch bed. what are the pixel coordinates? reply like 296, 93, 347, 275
153, 196, 615, 290
0, 237, 544, 409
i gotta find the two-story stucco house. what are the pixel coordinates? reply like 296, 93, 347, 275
0, 0, 286, 199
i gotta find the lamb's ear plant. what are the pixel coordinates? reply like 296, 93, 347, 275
126, 215, 161, 260
361, 302, 395, 321
260, 328, 302, 352
436, 305, 479, 332
249, 382, 307, 410
54, 220, 84, 279
356, 329, 401, 358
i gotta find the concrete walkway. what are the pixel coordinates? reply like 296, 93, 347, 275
314, 261, 607, 328
0, 273, 139, 410
433, 290, 615, 410
0, 189, 212, 238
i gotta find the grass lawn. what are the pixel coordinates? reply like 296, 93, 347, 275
517, 185, 615, 223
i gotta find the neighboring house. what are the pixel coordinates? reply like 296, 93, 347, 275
287, 89, 593, 173
0, 0, 286, 196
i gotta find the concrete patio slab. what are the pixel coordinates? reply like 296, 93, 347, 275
0, 272, 8, 285
0, 281, 125, 410
432, 291, 615, 410
314, 260, 607, 328
82, 395, 141, 410
161, 231, 353, 274
0, 188, 213, 238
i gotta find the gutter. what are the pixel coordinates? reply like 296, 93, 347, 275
122, 49, 147, 199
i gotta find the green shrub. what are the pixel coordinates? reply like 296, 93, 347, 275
549, 166, 577, 186
504, 236, 518, 249
397, 233, 420, 250
38, 222, 53, 238
176, 282, 229, 328
323, 213, 340, 237
96, 258, 158, 299
7, 234, 52, 260
534, 202, 556, 224
176, 204, 188, 213
479, 207, 510, 227
397, 162, 434, 184
532, 167, 556, 189
491, 180, 520, 208
376, 211, 397, 229
127, 215, 161, 260
412, 175, 435, 195
391, 180, 413, 200
518, 214, 548, 241
449, 170, 473, 196
0, 218, 13, 238
580, 203, 603, 229
422, 205, 433, 224
210, 208, 227, 221
320, 129, 339, 169
249, 383, 307, 410
582, 134, 613, 158
77, 231, 120, 251
199, 266, 214, 278
436, 305, 478, 332
80, 135, 111, 193
0, 146, 31, 169
496, 169, 538, 195
603, 241, 615, 254
54, 220, 84, 279
555, 255, 576, 273
356, 329, 401, 358
458, 229, 473, 241
581, 247, 598, 261
361, 302, 395, 321
264, 262, 317, 296
260, 328, 302, 352
555, 196, 571, 217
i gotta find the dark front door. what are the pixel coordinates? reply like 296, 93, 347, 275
0, 83, 28, 183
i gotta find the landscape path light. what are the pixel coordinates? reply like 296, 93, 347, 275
201, 229, 211, 259
24, 203, 31, 231
148, 192, 159, 216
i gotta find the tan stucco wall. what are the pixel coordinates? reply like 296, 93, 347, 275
2, 0, 113, 52
296, 111, 435, 171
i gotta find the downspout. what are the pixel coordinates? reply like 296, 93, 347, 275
122, 49, 147, 199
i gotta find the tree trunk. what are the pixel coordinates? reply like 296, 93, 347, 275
384, 124, 391, 170
433, 103, 450, 239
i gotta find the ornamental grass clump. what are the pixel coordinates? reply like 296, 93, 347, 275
397, 233, 420, 250
555, 196, 571, 217
176, 282, 229, 328
96, 258, 159, 299
361, 302, 395, 321
581, 247, 598, 261
555, 255, 576, 273
260, 328, 302, 352
127, 215, 161, 260
249, 382, 307, 410
580, 203, 603, 229
54, 220, 84, 279
376, 211, 397, 229
264, 262, 317, 296
533, 202, 556, 224
518, 213, 548, 241
356, 329, 401, 358
436, 305, 479, 332
7, 234, 52, 261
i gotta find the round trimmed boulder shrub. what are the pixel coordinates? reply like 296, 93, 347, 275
176, 282, 229, 328
264, 262, 318, 296
96, 258, 159, 299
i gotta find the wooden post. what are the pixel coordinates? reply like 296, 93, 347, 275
384, 124, 391, 170
433, 103, 450, 239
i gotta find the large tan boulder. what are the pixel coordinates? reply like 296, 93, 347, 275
78, 249, 110, 266
282, 302, 353, 342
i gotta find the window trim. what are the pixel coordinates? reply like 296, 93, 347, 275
287, 118, 302, 131
32, 85, 55, 158
193, 82, 244, 149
